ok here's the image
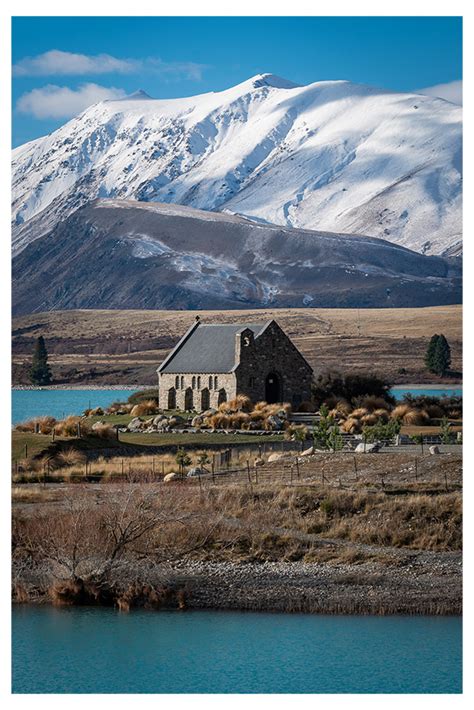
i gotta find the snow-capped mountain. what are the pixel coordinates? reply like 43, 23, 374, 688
12, 73, 462, 256
12, 199, 461, 315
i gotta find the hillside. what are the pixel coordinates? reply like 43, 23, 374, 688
11, 200, 461, 316
12, 305, 462, 386
12, 74, 462, 256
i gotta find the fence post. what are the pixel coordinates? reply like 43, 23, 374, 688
421, 435, 424, 455
444, 472, 448, 492
212, 456, 215, 484
415, 457, 418, 481
25, 444, 28, 458
296, 457, 300, 479
255, 463, 259, 485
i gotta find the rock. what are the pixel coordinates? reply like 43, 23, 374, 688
254, 458, 265, 467
168, 415, 185, 428
90, 407, 104, 416
163, 472, 181, 483
153, 414, 167, 426
300, 446, 314, 457
127, 417, 143, 432
187, 467, 208, 478
267, 452, 287, 462
91, 420, 105, 430
192, 415, 204, 428
202, 408, 217, 417
429, 445, 441, 455
266, 415, 285, 431
156, 418, 169, 430
354, 442, 380, 453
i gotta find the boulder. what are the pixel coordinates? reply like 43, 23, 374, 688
127, 417, 143, 432
254, 457, 265, 467
266, 415, 285, 431
187, 467, 208, 478
168, 415, 185, 428
429, 445, 441, 455
156, 418, 169, 430
163, 472, 181, 483
354, 442, 380, 453
192, 415, 204, 428
153, 414, 167, 426
300, 446, 314, 457
268, 452, 286, 462
91, 420, 105, 430
202, 408, 217, 417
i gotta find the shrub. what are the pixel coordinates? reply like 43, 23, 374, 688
373, 408, 390, 423
403, 409, 430, 426
340, 417, 361, 434
128, 389, 160, 406
130, 400, 159, 417
350, 407, 369, 419
391, 404, 411, 420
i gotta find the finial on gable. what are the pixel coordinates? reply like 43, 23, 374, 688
195, 315, 201, 322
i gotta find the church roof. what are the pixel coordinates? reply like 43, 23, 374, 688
158, 321, 269, 374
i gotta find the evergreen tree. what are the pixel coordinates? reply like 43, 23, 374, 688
424, 334, 440, 372
432, 335, 451, 376
29, 336, 52, 385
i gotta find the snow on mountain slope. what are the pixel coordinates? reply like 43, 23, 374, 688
12, 199, 461, 315
12, 73, 462, 256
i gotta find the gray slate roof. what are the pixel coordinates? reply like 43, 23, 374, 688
158, 323, 268, 373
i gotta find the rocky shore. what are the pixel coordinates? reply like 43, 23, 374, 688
166, 555, 462, 615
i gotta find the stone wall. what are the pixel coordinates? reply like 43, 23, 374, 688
234, 320, 313, 407
158, 372, 237, 411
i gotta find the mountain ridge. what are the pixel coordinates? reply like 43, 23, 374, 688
12, 199, 461, 315
12, 74, 462, 256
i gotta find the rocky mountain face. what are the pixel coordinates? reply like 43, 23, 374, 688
12, 74, 462, 257
12, 200, 461, 315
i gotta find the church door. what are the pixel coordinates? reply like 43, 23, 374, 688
265, 372, 282, 404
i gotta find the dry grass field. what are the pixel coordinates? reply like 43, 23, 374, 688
12, 305, 462, 385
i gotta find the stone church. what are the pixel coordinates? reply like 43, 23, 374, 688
157, 317, 313, 412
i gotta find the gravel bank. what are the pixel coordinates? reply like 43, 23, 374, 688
167, 554, 462, 615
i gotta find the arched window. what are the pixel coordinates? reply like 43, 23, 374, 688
175, 376, 179, 389
192, 376, 196, 389
181, 376, 184, 389
217, 388, 227, 406
209, 376, 213, 390
197, 376, 201, 389
214, 376, 218, 389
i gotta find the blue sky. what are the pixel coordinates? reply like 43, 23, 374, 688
12, 16, 462, 147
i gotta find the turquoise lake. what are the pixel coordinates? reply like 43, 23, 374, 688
11, 386, 462, 424
12, 607, 462, 694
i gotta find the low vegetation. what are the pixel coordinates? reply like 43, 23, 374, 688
12, 470, 462, 608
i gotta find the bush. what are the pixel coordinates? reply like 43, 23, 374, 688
312, 372, 394, 408
127, 389, 160, 406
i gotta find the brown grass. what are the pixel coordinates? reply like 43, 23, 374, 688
403, 409, 430, 426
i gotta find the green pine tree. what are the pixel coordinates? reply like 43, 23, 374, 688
29, 336, 52, 385
432, 334, 451, 376
425, 334, 440, 372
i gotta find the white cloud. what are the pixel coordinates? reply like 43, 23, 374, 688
416, 80, 462, 106
13, 49, 208, 81
13, 50, 138, 77
16, 83, 127, 119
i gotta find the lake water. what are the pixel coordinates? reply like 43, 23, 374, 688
12, 606, 462, 694
391, 387, 462, 400
12, 386, 462, 424
12, 389, 139, 424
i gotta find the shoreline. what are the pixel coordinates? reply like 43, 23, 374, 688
13, 557, 462, 616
